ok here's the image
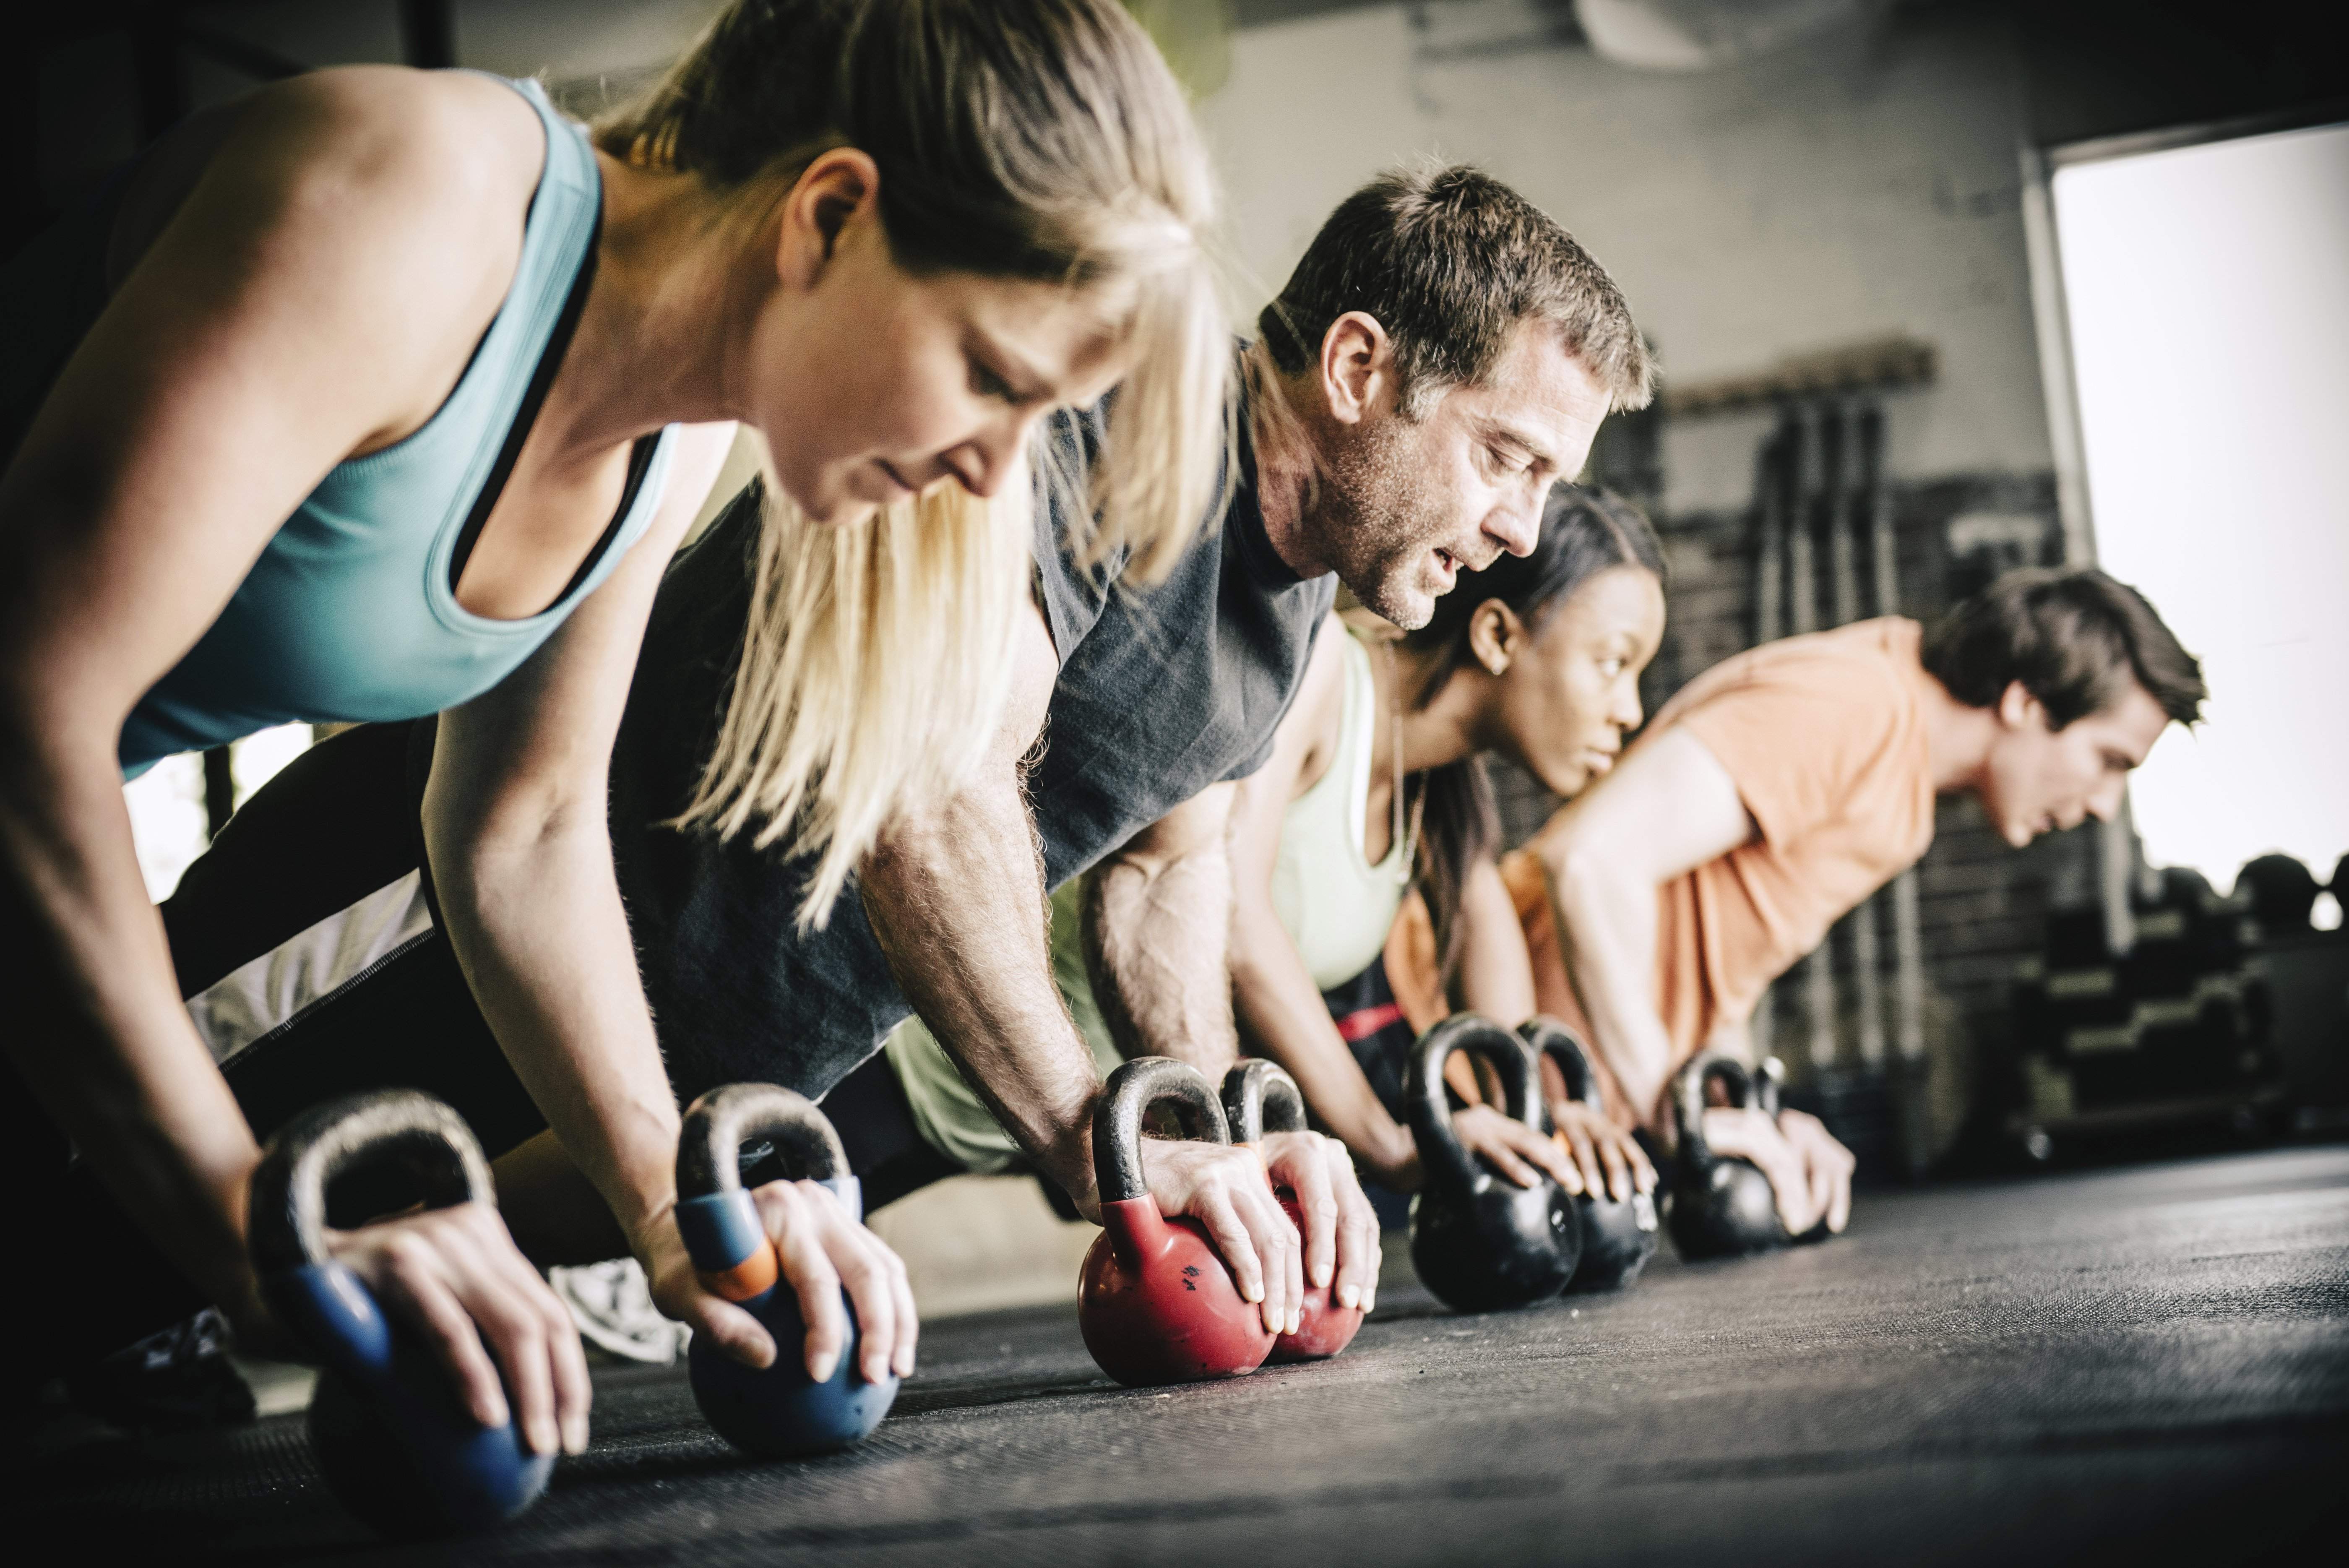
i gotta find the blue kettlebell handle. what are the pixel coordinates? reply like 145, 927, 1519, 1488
248, 1090, 496, 1370
675, 1084, 860, 1282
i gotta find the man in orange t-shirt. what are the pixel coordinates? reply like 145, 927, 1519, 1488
1399, 567, 2204, 1238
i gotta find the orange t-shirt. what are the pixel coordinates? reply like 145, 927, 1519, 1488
1388, 618, 1939, 1125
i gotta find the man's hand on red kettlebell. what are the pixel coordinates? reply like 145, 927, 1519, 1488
1258, 1129, 1381, 1314
1137, 1138, 1302, 1336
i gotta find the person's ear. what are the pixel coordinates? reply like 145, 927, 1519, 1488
1466, 599, 1523, 677
1995, 679, 2044, 732
776, 149, 883, 290
1317, 312, 1396, 427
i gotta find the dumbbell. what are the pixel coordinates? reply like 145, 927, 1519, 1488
1220, 1058, 1364, 1360
1078, 1057, 1276, 1386
675, 1082, 899, 1457
1405, 1016, 1580, 1313
249, 1090, 552, 1538
1518, 1019, 1658, 1291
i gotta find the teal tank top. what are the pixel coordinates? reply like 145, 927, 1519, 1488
0, 76, 677, 776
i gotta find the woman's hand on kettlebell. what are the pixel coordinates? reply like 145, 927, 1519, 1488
1548, 1101, 1656, 1204
648, 1180, 917, 1385
324, 1201, 593, 1457
1137, 1138, 1300, 1336
1697, 1107, 1823, 1235
1774, 1109, 1855, 1234
1451, 1103, 1584, 1194
1259, 1129, 1383, 1313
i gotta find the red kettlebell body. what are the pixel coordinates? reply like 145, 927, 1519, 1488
1076, 1059, 1275, 1387
1222, 1060, 1362, 1362
1080, 1198, 1275, 1385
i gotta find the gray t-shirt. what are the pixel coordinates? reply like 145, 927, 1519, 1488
603, 396, 1335, 1105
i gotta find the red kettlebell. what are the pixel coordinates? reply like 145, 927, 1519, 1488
1220, 1059, 1363, 1362
1078, 1058, 1276, 1387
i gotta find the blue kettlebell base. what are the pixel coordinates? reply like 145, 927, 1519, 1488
689, 1285, 897, 1459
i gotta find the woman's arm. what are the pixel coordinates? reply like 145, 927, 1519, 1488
0, 72, 547, 1365
424, 429, 912, 1389
1224, 633, 1420, 1186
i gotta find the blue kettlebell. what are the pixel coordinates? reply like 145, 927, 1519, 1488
249, 1090, 552, 1538
676, 1083, 898, 1457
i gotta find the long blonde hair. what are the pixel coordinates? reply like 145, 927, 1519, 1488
599, 0, 1228, 924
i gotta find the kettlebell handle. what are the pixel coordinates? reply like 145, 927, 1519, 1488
249, 1091, 493, 1278
1406, 1014, 1544, 1197
1220, 1059, 1306, 1145
1753, 1057, 1788, 1120
1519, 1018, 1598, 1115
1673, 1050, 1760, 1164
1093, 1057, 1231, 1206
677, 1083, 849, 1200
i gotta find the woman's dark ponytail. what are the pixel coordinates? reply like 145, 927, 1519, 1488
1400, 484, 1664, 987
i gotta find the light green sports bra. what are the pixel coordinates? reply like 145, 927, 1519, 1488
61, 76, 678, 774
883, 625, 1406, 1172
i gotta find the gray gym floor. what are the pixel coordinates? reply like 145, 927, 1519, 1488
16, 1144, 2347, 1565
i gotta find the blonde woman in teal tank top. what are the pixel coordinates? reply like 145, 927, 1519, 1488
888, 485, 1675, 1204
0, 1, 1234, 1442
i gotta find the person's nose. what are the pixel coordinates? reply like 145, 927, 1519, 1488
941, 416, 1031, 500
1611, 678, 1644, 732
1487, 493, 1540, 559
2086, 775, 2128, 823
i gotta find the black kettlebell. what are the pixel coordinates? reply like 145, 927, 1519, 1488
1519, 1019, 1658, 1291
249, 1091, 552, 1538
1749, 1056, 1831, 1246
1666, 1051, 1789, 1261
1406, 1015, 1580, 1312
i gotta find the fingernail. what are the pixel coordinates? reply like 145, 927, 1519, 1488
1244, 1280, 1263, 1303
1338, 1284, 1359, 1308
1289, 1310, 1302, 1335
1313, 1261, 1332, 1288
809, 1349, 839, 1383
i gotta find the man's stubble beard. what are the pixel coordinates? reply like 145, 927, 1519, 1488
1302, 415, 1446, 630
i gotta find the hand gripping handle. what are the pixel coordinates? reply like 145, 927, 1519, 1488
1673, 1050, 1757, 1165
677, 1083, 849, 1198
1519, 1018, 1599, 1121
1405, 1014, 1543, 1198
675, 1083, 853, 1297
249, 1091, 493, 1278
1092, 1057, 1230, 1206
1219, 1058, 1306, 1145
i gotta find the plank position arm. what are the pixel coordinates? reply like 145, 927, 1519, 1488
1527, 727, 1849, 1232
1224, 631, 1578, 1201
0, 75, 632, 1454
857, 604, 1314, 1334
1087, 785, 1382, 1321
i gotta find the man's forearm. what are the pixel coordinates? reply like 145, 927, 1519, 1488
1082, 827, 1239, 1076
861, 777, 1102, 1210
1543, 848, 1678, 1134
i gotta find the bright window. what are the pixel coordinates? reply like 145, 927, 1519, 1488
2052, 121, 2349, 895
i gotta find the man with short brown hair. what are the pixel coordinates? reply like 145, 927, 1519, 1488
1398, 567, 2204, 1235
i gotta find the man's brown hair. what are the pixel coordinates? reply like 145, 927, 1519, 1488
1922, 567, 2206, 728
1256, 162, 1654, 416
